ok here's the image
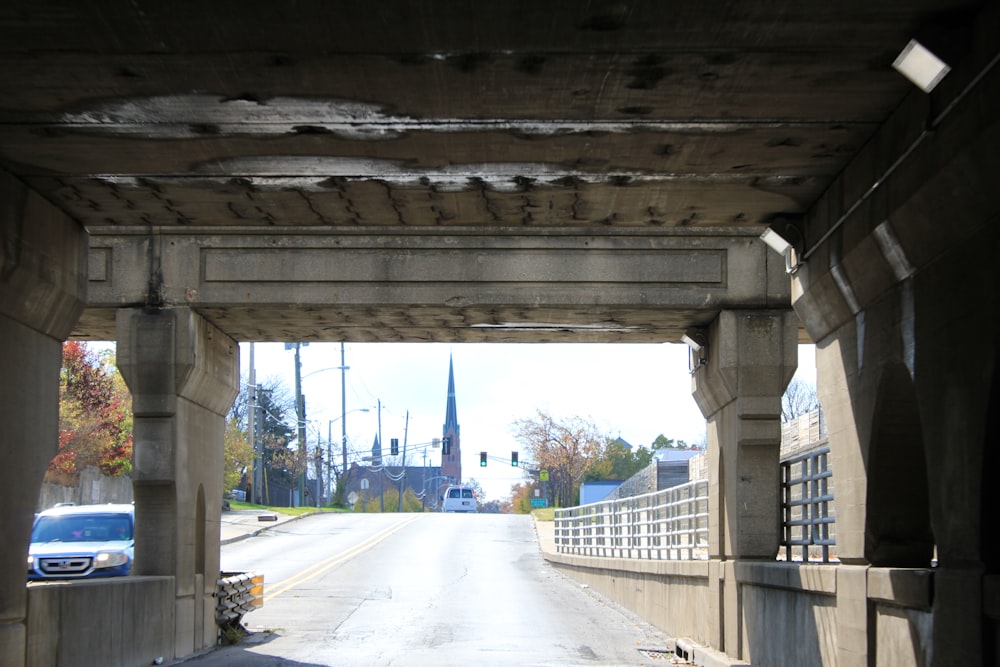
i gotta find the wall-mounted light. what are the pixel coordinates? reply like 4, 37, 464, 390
682, 327, 708, 373
893, 39, 950, 93
681, 327, 707, 352
759, 226, 802, 274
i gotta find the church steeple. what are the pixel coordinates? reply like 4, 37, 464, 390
441, 353, 462, 484
444, 354, 459, 433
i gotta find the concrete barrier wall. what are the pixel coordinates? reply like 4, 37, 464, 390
736, 563, 838, 666
546, 553, 937, 667
26, 576, 174, 667
546, 553, 713, 646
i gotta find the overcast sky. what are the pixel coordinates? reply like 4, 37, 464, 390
240, 341, 817, 501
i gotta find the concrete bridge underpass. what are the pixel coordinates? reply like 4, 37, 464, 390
0, 2, 997, 665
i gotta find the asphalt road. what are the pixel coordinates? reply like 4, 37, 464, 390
179, 512, 672, 666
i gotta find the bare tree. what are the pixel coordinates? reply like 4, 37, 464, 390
782, 378, 820, 422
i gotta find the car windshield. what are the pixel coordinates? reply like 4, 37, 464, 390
32, 514, 132, 543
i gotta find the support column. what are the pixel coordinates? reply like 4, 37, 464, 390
0, 170, 87, 667
691, 309, 798, 659
116, 307, 239, 658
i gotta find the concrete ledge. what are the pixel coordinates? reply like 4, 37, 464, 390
735, 560, 838, 595
544, 551, 711, 579
867, 567, 933, 611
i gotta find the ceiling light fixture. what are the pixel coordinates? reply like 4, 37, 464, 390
893, 39, 951, 93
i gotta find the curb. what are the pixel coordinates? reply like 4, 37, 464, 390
220, 511, 316, 546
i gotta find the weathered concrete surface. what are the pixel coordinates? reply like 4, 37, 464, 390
116, 308, 239, 659
0, 0, 971, 344
0, 2, 997, 665
693, 310, 797, 563
790, 7, 1000, 664
81, 227, 789, 342
0, 168, 87, 667
0, 317, 61, 667
26, 577, 174, 667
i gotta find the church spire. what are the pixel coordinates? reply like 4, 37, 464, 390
443, 353, 459, 433
440, 353, 462, 484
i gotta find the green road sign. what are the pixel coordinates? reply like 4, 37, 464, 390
531, 498, 548, 508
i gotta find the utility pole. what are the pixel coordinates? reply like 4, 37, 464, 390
286, 342, 308, 506
249, 343, 260, 504
421, 447, 427, 512
378, 399, 384, 512
397, 411, 409, 512
325, 420, 332, 502
340, 343, 348, 504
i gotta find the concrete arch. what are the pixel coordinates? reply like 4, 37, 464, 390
865, 363, 934, 567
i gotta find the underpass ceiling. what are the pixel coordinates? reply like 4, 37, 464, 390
0, 0, 984, 342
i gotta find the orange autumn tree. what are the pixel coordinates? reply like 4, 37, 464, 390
50, 341, 133, 483
511, 410, 606, 508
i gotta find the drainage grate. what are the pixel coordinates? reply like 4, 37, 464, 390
637, 647, 680, 662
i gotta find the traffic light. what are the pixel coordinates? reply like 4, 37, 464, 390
442, 436, 451, 455
480, 451, 487, 467
390, 438, 399, 456
511, 451, 519, 467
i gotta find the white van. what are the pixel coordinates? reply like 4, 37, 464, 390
441, 485, 477, 513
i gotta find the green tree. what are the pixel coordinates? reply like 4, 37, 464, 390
223, 418, 255, 498
355, 486, 423, 512
51, 342, 133, 483
586, 438, 654, 482
229, 377, 297, 504
511, 410, 605, 508
651, 434, 697, 450
509, 481, 537, 514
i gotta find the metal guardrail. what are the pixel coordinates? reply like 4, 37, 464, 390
554, 480, 709, 560
780, 446, 836, 563
215, 571, 264, 628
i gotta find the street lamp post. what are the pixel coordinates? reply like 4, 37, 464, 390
324, 405, 370, 504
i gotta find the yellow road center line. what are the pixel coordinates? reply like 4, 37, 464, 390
265, 514, 422, 600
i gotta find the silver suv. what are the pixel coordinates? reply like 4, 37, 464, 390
27, 504, 134, 580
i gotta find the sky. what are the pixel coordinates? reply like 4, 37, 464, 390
238, 341, 817, 502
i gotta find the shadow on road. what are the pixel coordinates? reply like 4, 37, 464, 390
173, 631, 326, 667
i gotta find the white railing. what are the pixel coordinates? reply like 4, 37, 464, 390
554, 479, 709, 560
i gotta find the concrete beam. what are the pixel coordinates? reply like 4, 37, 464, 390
78, 227, 790, 342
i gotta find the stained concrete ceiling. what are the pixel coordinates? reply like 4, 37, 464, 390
0, 1, 985, 342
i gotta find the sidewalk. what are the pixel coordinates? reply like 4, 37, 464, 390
219, 509, 304, 545
533, 516, 557, 556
